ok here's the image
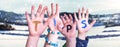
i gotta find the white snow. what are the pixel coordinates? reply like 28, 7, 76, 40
0, 25, 120, 47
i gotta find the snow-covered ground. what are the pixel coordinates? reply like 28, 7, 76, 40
0, 25, 120, 47
87, 26, 120, 47
88, 36, 120, 47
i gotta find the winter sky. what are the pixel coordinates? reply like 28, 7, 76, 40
0, 0, 120, 14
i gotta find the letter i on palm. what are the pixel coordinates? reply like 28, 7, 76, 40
48, 3, 60, 31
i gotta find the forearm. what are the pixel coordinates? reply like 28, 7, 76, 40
77, 30, 88, 47
66, 38, 76, 47
26, 36, 39, 47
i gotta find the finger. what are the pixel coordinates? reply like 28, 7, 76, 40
36, 4, 42, 17
61, 16, 66, 24
73, 20, 76, 25
78, 8, 81, 20
86, 9, 89, 20
55, 4, 59, 15
82, 7, 85, 18
64, 14, 69, 20
43, 7, 53, 30
69, 14, 73, 21
43, 8, 51, 29
69, 14, 73, 23
25, 11, 30, 23
64, 14, 70, 23
43, 19, 50, 30
47, 8, 51, 17
51, 3, 54, 15
73, 14, 77, 26
44, 7, 54, 27
57, 22, 63, 32
40, 6, 48, 19
31, 5, 35, 19
89, 20, 96, 27
57, 23, 67, 35
74, 12, 78, 21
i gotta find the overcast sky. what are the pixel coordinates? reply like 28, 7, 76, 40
0, 0, 120, 14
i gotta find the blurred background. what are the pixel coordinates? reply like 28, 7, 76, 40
0, 0, 120, 47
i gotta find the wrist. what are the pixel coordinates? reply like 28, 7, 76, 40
26, 35, 39, 47
45, 35, 59, 47
47, 34, 58, 42
47, 29, 60, 42
45, 37, 58, 47
78, 33, 86, 40
44, 29, 60, 47
28, 35, 40, 38
66, 38, 76, 47
66, 38, 76, 42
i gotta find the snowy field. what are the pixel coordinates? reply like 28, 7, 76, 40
0, 25, 120, 47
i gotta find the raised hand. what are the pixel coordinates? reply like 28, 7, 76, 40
25, 4, 47, 37
26, 4, 57, 47
74, 7, 96, 40
44, 3, 63, 47
48, 3, 60, 31
57, 14, 76, 39
25, 4, 56, 37
57, 14, 77, 47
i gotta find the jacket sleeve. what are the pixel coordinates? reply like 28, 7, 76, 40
76, 37, 89, 47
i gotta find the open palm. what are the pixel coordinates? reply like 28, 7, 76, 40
57, 14, 76, 38
74, 8, 96, 34
26, 4, 55, 37
48, 3, 60, 31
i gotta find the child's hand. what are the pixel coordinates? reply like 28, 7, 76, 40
74, 7, 96, 40
57, 14, 77, 39
25, 4, 56, 37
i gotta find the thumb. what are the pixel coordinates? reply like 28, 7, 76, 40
89, 20, 96, 27
57, 22, 63, 32
85, 20, 96, 32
